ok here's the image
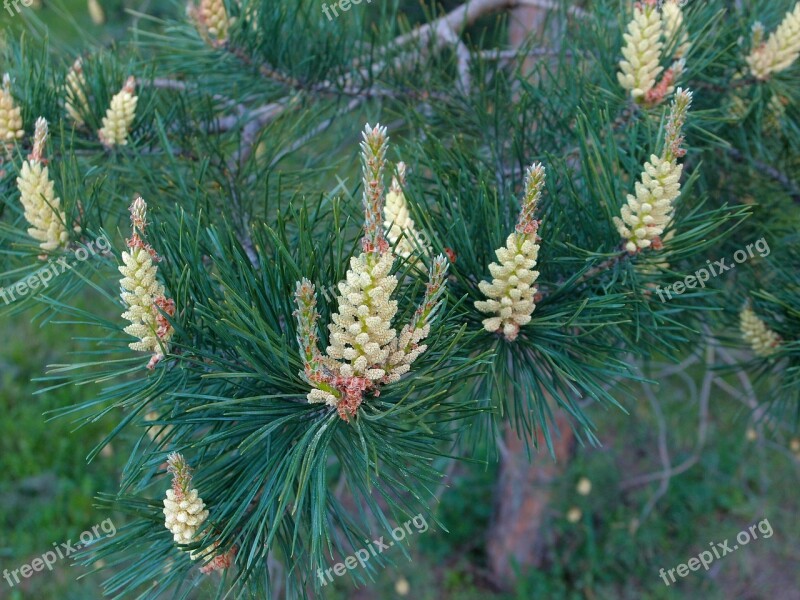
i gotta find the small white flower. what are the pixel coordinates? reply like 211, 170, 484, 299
87, 0, 105, 24
566, 507, 582, 523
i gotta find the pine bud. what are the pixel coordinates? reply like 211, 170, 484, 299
326, 251, 398, 380
764, 94, 788, 132
99, 76, 137, 148
130, 195, 147, 231
163, 453, 209, 545
384, 162, 431, 261
163, 453, 235, 572
746, 3, 800, 79
728, 93, 749, 121
662, 0, 690, 58
30, 115, 48, 163
0, 73, 24, 144
295, 124, 449, 420
618, 0, 689, 106
65, 58, 89, 126
740, 306, 781, 357
294, 278, 339, 407
617, 1, 664, 102
475, 163, 545, 341
191, 0, 233, 45
16, 118, 70, 253
383, 254, 448, 382
613, 89, 691, 253
118, 196, 176, 368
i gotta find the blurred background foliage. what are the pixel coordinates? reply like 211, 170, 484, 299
1, 1, 799, 599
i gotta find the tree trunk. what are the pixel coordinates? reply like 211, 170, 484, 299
486, 413, 576, 586
486, 6, 571, 584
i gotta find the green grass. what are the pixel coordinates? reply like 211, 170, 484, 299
2, 0, 178, 48
0, 304, 128, 598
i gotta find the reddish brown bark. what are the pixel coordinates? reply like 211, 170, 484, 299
486, 413, 577, 586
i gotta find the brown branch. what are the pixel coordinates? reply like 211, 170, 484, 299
230, 100, 294, 167
231, 0, 583, 100
726, 146, 800, 203
151, 77, 246, 120
476, 47, 575, 60
352, 0, 585, 86
221, 169, 259, 268
691, 75, 757, 94
571, 250, 630, 288
385, 0, 586, 51
160, 1, 586, 173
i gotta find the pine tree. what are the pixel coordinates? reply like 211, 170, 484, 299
1, 0, 798, 597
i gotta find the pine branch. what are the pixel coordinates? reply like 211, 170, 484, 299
726, 146, 800, 202
229, 100, 293, 167
385, 0, 586, 51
